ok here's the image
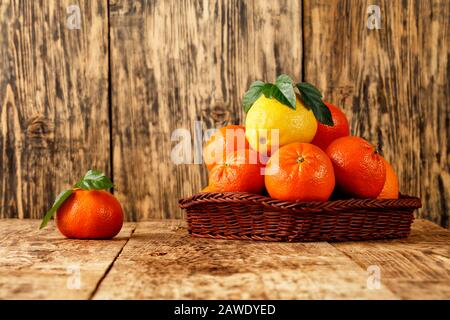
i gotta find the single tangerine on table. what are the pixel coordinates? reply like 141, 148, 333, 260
311, 102, 350, 150
208, 149, 265, 194
56, 189, 124, 239
264, 142, 335, 201
326, 136, 386, 199
203, 125, 249, 171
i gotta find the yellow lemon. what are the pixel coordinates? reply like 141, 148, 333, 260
245, 95, 317, 154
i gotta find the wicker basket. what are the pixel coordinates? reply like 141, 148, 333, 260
179, 192, 422, 242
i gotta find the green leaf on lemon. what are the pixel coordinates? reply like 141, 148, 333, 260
243, 80, 265, 113
243, 74, 296, 112
274, 74, 296, 109
296, 82, 334, 126
243, 76, 333, 126
296, 81, 322, 98
39, 189, 73, 229
265, 85, 296, 110
40, 170, 114, 229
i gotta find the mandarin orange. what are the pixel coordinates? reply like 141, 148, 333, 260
378, 157, 399, 199
204, 125, 249, 171
326, 136, 386, 198
265, 143, 335, 201
208, 149, 264, 194
311, 102, 350, 150
56, 190, 123, 239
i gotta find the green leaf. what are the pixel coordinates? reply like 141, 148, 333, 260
296, 82, 323, 98
82, 169, 105, 181
75, 169, 114, 190
271, 87, 296, 110
243, 75, 297, 112
261, 83, 276, 98
260, 83, 296, 110
40, 170, 115, 230
243, 80, 265, 113
275, 74, 296, 109
39, 189, 73, 229
296, 82, 334, 126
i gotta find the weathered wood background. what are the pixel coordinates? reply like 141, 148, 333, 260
0, 0, 448, 227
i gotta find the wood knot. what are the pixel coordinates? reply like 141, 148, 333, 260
26, 116, 54, 149
150, 252, 168, 257
201, 103, 231, 128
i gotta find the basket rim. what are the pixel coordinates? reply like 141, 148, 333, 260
179, 192, 422, 213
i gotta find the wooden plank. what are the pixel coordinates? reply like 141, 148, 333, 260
303, 0, 450, 228
0, 219, 135, 300
1, 219, 447, 299
0, 1, 110, 219
332, 219, 450, 299
93, 220, 397, 299
109, 0, 303, 219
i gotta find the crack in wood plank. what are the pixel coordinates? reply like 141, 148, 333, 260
92, 220, 399, 299
0, 220, 135, 300
88, 224, 136, 299
1, 219, 449, 299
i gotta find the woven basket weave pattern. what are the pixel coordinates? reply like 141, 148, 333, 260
179, 192, 422, 242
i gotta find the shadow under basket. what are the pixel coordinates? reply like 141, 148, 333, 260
179, 192, 422, 242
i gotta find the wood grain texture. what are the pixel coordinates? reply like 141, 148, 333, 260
332, 219, 450, 299
109, 0, 302, 219
93, 220, 397, 299
303, 0, 450, 228
0, 1, 110, 218
0, 219, 448, 299
0, 220, 135, 299
0, 0, 448, 227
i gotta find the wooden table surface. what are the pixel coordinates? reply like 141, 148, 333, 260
0, 219, 449, 300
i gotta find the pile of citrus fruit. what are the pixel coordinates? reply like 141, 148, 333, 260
202, 75, 399, 201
